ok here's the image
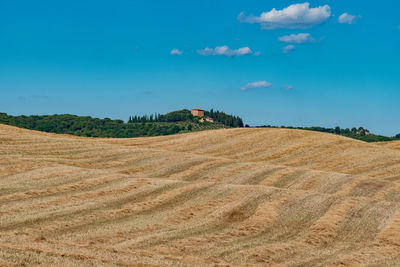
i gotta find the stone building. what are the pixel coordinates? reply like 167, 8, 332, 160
191, 108, 204, 117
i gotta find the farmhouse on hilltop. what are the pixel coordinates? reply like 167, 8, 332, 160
191, 108, 204, 117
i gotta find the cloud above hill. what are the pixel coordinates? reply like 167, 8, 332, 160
197, 46, 253, 57
238, 2, 331, 29
241, 81, 272, 90
283, 85, 293, 90
170, 49, 183, 55
278, 33, 314, 43
338, 13, 360, 24
283, 45, 295, 54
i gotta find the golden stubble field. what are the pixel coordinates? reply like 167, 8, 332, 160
1, 123, 400, 266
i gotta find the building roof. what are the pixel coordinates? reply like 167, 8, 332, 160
192, 108, 204, 111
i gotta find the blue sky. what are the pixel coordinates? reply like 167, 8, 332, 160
1, 1, 399, 136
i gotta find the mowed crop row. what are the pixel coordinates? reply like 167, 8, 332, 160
1, 124, 400, 266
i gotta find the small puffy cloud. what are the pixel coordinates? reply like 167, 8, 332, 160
197, 46, 253, 57
253, 51, 261, 56
278, 33, 313, 44
241, 81, 272, 91
283, 45, 295, 54
283, 85, 293, 90
238, 2, 331, 29
338, 13, 360, 24
398, 25, 400, 30
170, 49, 183, 55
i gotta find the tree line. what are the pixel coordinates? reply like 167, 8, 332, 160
128, 109, 244, 127
257, 125, 399, 142
205, 109, 244, 127
0, 113, 192, 138
128, 109, 193, 123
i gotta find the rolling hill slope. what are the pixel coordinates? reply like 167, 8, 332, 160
1, 124, 400, 266
377, 140, 400, 151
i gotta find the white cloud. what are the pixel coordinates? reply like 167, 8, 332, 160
238, 2, 331, 29
197, 46, 253, 57
283, 45, 295, 54
170, 49, 183, 55
253, 51, 261, 56
278, 33, 314, 43
283, 85, 293, 90
398, 25, 400, 30
338, 13, 360, 24
241, 81, 272, 91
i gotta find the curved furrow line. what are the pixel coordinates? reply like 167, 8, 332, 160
144, 157, 217, 180
75, 184, 236, 247
304, 197, 362, 245
110, 187, 257, 250
228, 165, 285, 185
0, 242, 182, 267
0, 161, 56, 178
214, 193, 336, 263
329, 244, 400, 266
34, 182, 207, 240
190, 131, 275, 158
182, 161, 262, 184
222, 197, 396, 265
333, 200, 398, 244
162, 189, 304, 262
0, 172, 126, 204
0, 144, 103, 156
0, 176, 150, 217
0, 166, 92, 194
1, 180, 182, 234
377, 208, 400, 247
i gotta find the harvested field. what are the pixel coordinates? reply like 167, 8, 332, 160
377, 140, 400, 152
1, 123, 400, 266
